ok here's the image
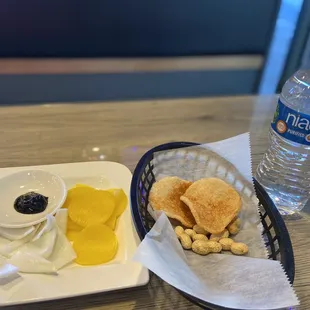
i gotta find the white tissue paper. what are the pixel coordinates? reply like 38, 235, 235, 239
133, 133, 299, 309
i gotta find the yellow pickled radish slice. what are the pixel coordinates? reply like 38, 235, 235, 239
67, 216, 83, 231
66, 229, 81, 242
66, 217, 83, 242
62, 201, 69, 209
68, 187, 115, 227
108, 188, 127, 217
73, 224, 118, 265
105, 213, 117, 230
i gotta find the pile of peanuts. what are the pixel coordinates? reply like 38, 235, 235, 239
175, 218, 248, 256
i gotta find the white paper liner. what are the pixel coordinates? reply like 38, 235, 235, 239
152, 133, 266, 259
134, 133, 299, 309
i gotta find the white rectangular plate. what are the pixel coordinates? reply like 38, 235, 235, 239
0, 161, 149, 306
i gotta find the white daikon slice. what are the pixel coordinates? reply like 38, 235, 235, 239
9, 250, 56, 274
32, 215, 54, 241
55, 209, 68, 234
0, 226, 39, 258
49, 226, 76, 270
20, 227, 57, 260
0, 226, 35, 241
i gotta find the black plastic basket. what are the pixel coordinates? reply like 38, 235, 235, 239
130, 142, 295, 310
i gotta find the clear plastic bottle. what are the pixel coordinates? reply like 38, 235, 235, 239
256, 69, 310, 214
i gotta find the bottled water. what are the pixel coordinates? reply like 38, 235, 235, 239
256, 70, 310, 214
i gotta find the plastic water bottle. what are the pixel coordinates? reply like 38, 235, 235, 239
256, 69, 310, 214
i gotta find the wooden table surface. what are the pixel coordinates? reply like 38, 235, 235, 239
0, 95, 309, 310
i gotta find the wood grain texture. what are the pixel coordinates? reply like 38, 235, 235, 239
0, 95, 308, 310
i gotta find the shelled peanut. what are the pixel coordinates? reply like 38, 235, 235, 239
227, 218, 241, 235
192, 240, 222, 255
192, 234, 208, 242
174, 220, 248, 256
179, 233, 192, 249
231, 242, 248, 255
219, 238, 234, 251
210, 229, 229, 242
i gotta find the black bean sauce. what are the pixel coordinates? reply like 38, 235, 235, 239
14, 191, 48, 214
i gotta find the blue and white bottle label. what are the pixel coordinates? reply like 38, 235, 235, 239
271, 99, 310, 145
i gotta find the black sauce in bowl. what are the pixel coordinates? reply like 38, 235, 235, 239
14, 192, 48, 214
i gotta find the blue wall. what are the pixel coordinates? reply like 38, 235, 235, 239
0, 70, 257, 105
0, 0, 279, 57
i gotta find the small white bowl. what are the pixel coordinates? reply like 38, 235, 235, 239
0, 170, 67, 228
